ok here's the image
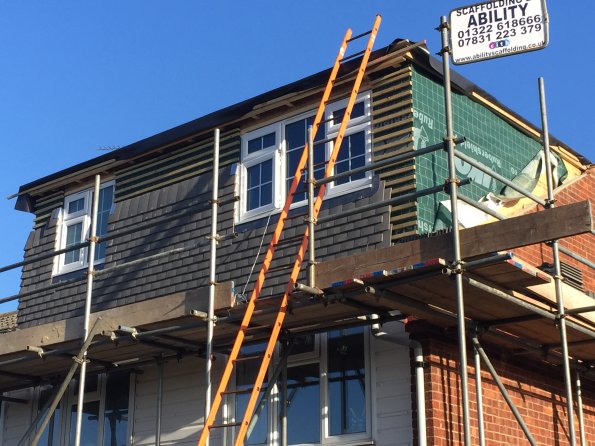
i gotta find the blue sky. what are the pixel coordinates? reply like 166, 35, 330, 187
0, 1, 593, 312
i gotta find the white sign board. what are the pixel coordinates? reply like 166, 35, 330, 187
449, 0, 549, 65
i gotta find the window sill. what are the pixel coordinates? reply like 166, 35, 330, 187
237, 179, 374, 226
52, 261, 105, 283
235, 175, 380, 233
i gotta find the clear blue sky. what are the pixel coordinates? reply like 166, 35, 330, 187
0, 1, 593, 312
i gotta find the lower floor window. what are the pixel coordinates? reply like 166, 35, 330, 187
35, 371, 132, 446
236, 327, 369, 446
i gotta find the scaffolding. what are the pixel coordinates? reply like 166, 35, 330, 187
0, 18, 592, 446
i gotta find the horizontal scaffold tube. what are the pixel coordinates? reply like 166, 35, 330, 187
316, 137, 464, 186
454, 150, 546, 207
317, 177, 471, 225
0, 195, 239, 275
463, 276, 595, 339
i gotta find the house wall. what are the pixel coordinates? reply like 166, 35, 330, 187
411, 66, 562, 235
370, 321, 414, 446
414, 332, 595, 445
131, 323, 414, 446
1, 388, 33, 445
132, 356, 224, 446
17, 163, 390, 328
515, 166, 595, 293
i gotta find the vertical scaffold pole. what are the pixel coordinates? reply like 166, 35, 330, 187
205, 129, 221, 446
538, 77, 576, 446
576, 371, 586, 446
280, 343, 288, 446
156, 358, 164, 446
474, 347, 486, 446
74, 174, 100, 446
307, 126, 316, 289
439, 16, 471, 446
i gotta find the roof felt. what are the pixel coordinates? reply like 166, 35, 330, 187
15, 38, 590, 203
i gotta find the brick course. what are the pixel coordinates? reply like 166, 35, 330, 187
515, 166, 595, 293
409, 330, 595, 445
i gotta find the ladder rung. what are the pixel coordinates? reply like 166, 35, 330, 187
347, 29, 372, 42
317, 116, 335, 125
210, 421, 243, 429
232, 354, 263, 363
313, 135, 336, 147
242, 325, 271, 333
341, 49, 366, 63
221, 386, 268, 396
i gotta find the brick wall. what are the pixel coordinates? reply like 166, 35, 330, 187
515, 166, 595, 294
413, 334, 595, 445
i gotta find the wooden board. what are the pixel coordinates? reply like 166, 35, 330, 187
0, 282, 234, 356
316, 201, 592, 289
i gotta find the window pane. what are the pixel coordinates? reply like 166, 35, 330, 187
332, 101, 365, 125
103, 372, 130, 446
328, 327, 366, 435
285, 120, 303, 151
247, 160, 273, 211
260, 182, 272, 207
248, 137, 262, 154
335, 131, 366, 186
285, 116, 325, 203
68, 197, 85, 215
95, 185, 114, 261
248, 132, 276, 154
285, 363, 320, 444
236, 344, 268, 445
70, 400, 100, 446
248, 164, 261, 187
98, 185, 114, 214
37, 387, 61, 446
247, 187, 260, 211
289, 334, 316, 357
262, 132, 276, 149
64, 222, 83, 265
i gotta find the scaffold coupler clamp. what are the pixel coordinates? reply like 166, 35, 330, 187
448, 259, 465, 275
190, 309, 216, 324
73, 356, 90, 365
442, 135, 458, 151
304, 216, 318, 225
443, 177, 461, 195
555, 312, 567, 325
436, 21, 449, 32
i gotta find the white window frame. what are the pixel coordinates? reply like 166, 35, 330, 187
240, 123, 283, 221
239, 92, 372, 223
32, 371, 134, 446
324, 92, 373, 198
319, 329, 372, 445
231, 328, 371, 446
54, 180, 115, 276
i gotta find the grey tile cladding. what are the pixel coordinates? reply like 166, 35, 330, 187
17, 166, 390, 328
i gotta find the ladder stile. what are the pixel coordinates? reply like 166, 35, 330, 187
196, 16, 381, 446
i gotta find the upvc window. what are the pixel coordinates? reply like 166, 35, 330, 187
241, 124, 282, 220
239, 93, 371, 222
56, 181, 115, 275
35, 371, 132, 446
235, 327, 370, 446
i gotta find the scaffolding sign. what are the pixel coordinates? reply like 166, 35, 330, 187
449, 0, 549, 65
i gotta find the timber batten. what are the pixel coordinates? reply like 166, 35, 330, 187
371, 64, 417, 243
114, 128, 240, 202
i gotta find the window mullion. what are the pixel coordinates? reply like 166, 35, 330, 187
97, 374, 107, 446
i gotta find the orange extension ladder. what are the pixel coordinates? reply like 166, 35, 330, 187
197, 15, 382, 446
